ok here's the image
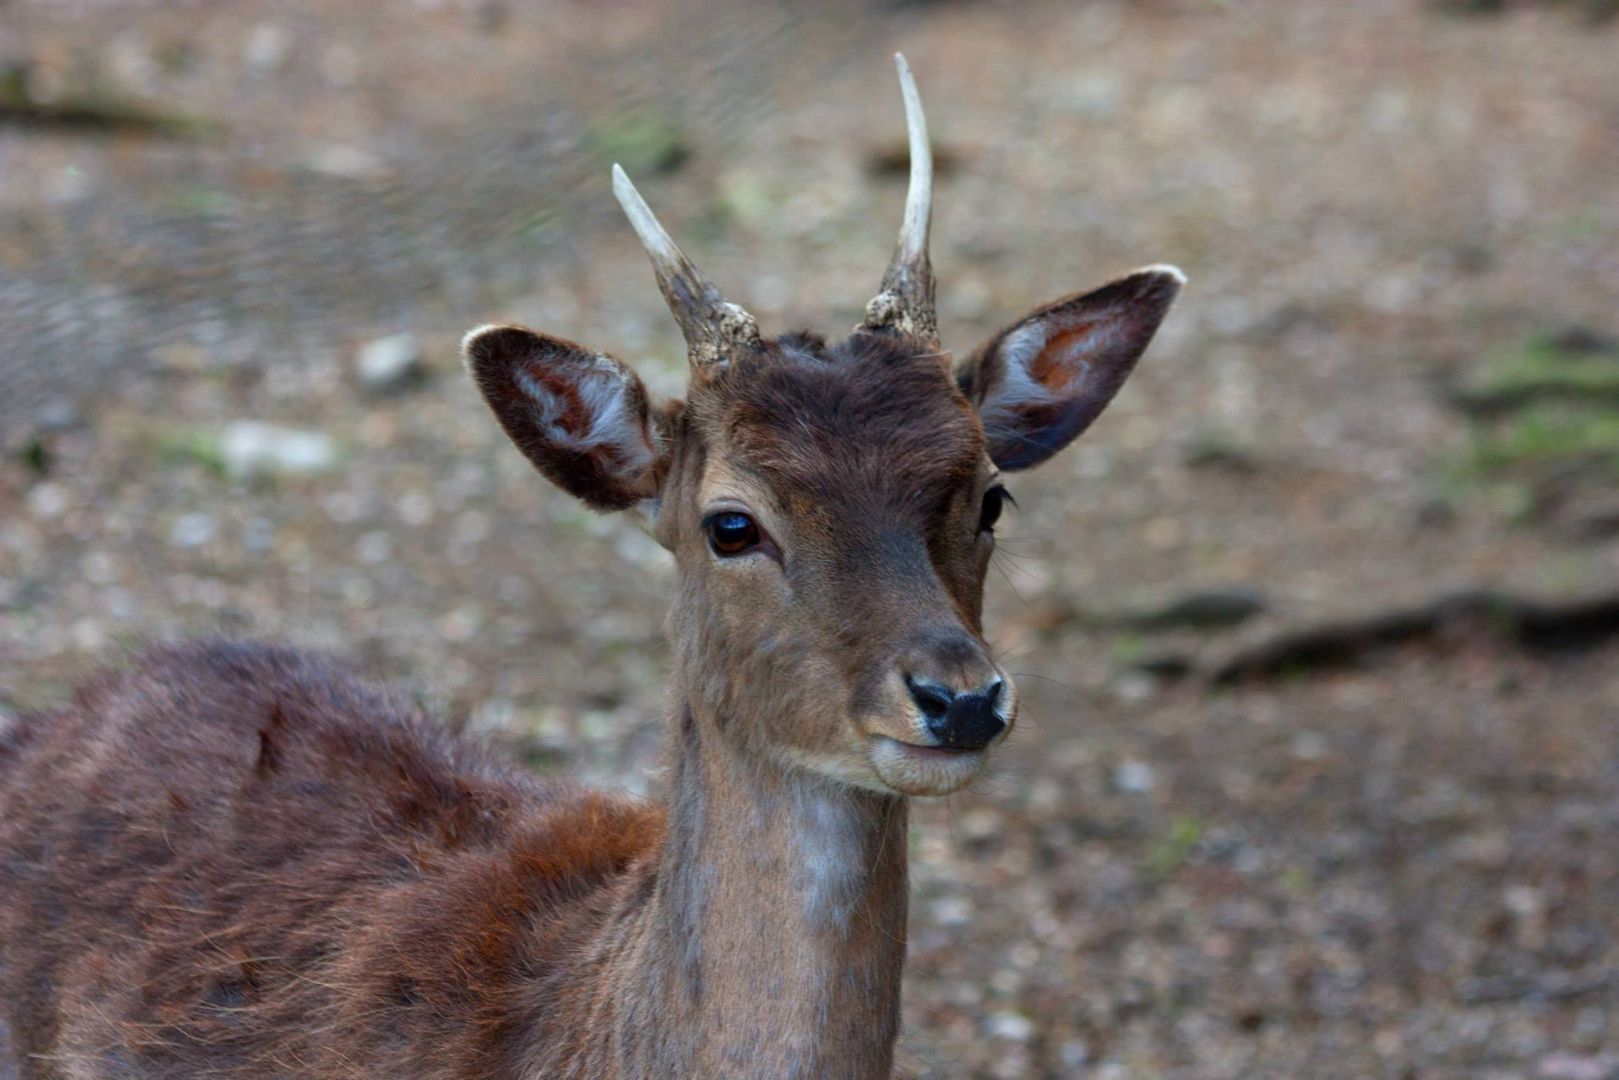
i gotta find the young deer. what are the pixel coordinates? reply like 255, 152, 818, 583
0, 56, 1182, 1078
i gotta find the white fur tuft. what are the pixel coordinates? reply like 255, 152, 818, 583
512, 354, 653, 477
1137, 263, 1188, 287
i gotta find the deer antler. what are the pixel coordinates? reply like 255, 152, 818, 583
612, 163, 760, 373
858, 53, 936, 344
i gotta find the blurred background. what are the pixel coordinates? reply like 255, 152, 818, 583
2, 0, 1617, 1076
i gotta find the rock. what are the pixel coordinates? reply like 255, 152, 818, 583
986, 1011, 1034, 1042
1058, 1040, 1092, 1068
1113, 760, 1157, 794
1290, 730, 1328, 761
34, 397, 80, 433
306, 145, 393, 183
25, 482, 68, 519
169, 512, 217, 548
353, 332, 424, 392
218, 421, 338, 479
930, 896, 973, 926
243, 22, 290, 73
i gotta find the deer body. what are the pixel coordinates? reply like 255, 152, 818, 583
0, 57, 1182, 1078
0, 643, 904, 1077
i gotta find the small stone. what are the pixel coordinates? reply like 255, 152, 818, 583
34, 397, 80, 433
1059, 1039, 1091, 1068
243, 22, 290, 72
1503, 884, 1543, 918
986, 1011, 1034, 1042
1113, 760, 1156, 794
354, 332, 424, 392
959, 808, 1002, 840
219, 422, 338, 478
1061, 71, 1122, 118
170, 513, 217, 548
397, 490, 435, 526
356, 530, 393, 565
1290, 730, 1328, 761
1112, 671, 1158, 703
25, 482, 68, 519
307, 145, 392, 183
241, 518, 274, 553
930, 896, 973, 926
438, 605, 483, 643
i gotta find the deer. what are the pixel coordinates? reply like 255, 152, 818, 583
0, 55, 1182, 1079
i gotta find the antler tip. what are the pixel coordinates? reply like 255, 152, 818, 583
896, 54, 920, 102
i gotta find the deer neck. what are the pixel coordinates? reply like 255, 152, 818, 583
634, 705, 910, 1078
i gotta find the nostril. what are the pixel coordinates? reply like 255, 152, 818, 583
904, 675, 954, 721
984, 678, 1004, 706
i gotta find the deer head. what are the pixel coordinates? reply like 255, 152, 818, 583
465, 55, 1183, 799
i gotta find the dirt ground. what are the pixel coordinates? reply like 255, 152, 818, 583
3, 1, 1618, 1076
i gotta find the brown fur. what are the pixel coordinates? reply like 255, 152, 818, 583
3, 263, 1178, 1077
0, 642, 664, 1077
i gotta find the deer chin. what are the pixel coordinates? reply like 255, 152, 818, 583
778, 736, 988, 798
867, 735, 990, 797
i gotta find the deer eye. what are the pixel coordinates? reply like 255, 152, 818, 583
704, 511, 762, 557
979, 485, 1012, 533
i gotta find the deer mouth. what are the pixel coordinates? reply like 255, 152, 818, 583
867, 735, 991, 797
892, 741, 979, 757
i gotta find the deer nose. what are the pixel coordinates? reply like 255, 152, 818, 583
904, 675, 1006, 751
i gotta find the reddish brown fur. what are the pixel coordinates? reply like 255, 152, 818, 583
0, 642, 664, 1077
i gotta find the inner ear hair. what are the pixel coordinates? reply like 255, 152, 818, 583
964, 265, 1185, 471
463, 324, 664, 511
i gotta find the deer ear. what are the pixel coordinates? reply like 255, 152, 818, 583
959, 266, 1184, 471
463, 325, 667, 511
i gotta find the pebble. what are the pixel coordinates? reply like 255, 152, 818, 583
986, 1011, 1035, 1042
1059, 1039, 1092, 1068
243, 21, 290, 72
354, 332, 424, 391
34, 397, 81, 433
1113, 760, 1157, 794
219, 422, 339, 478
930, 896, 974, 926
1290, 730, 1328, 761
25, 482, 68, 519
307, 145, 393, 183
170, 512, 217, 548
